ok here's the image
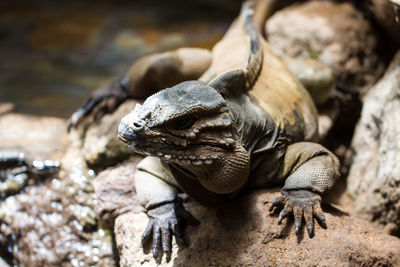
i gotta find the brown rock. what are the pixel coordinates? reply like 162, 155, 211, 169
93, 157, 143, 226
266, 1, 382, 93
0, 176, 115, 267
0, 113, 115, 266
0, 103, 14, 115
82, 100, 141, 169
361, 0, 400, 46
0, 113, 69, 161
347, 51, 400, 236
114, 189, 400, 266
283, 58, 335, 105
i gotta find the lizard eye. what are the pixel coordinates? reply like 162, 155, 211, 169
171, 116, 197, 130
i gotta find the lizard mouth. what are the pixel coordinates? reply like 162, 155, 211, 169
123, 137, 234, 166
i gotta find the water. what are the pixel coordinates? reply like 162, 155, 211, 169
0, 0, 240, 118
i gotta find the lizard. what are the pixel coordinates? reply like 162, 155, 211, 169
118, 0, 340, 263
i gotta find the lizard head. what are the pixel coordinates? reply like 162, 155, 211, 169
118, 80, 250, 194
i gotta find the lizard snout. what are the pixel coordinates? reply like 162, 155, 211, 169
118, 121, 139, 142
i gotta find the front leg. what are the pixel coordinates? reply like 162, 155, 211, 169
269, 142, 340, 237
142, 198, 198, 263
135, 157, 197, 263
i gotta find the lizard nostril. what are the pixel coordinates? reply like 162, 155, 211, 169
132, 122, 143, 131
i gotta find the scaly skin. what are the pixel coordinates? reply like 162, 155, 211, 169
117, 0, 340, 263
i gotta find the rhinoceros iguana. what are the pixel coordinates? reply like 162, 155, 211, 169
117, 0, 340, 263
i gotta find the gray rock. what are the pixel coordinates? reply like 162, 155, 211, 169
93, 156, 143, 227
0, 113, 69, 161
0, 114, 115, 266
114, 189, 400, 266
266, 1, 382, 94
82, 100, 141, 169
0, 103, 14, 116
283, 57, 335, 105
347, 51, 400, 236
360, 0, 400, 46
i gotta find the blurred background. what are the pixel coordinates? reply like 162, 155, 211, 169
0, 0, 241, 118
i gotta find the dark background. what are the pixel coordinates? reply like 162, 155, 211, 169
0, 0, 241, 117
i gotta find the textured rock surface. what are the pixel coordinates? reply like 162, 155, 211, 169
0, 103, 14, 116
361, 0, 400, 46
93, 156, 143, 226
283, 58, 335, 105
266, 1, 382, 93
347, 51, 400, 236
114, 189, 400, 266
82, 100, 140, 169
0, 113, 69, 161
0, 114, 116, 266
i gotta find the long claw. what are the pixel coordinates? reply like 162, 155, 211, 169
67, 99, 98, 131
142, 219, 154, 246
312, 203, 327, 229
293, 206, 303, 235
152, 227, 161, 262
304, 205, 314, 238
277, 206, 291, 225
161, 226, 172, 262
269, 196, 285, 212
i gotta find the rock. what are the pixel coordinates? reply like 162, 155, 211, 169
283, 58, 335, 105
266, 1, 382, 94
0, 176, 115, 266
0, 113, 69, 161
114, 189, 400, 266
0, 257, 10, 267
0, 114, 69, 199
316, 97, 340, 140
0, 103, 14, 115
93, 156, 143, 226
360, 0, 400, 46
82, 100, 141, 169
0, 113, 115, 266
347, 51, 400, 236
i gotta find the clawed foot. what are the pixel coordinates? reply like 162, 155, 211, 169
269, 189, 327, 238
67, 78, 129, 132
142, 198, 198, 264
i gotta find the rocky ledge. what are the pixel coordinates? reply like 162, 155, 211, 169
111, 188, 400, 266
92, 160, 400, 266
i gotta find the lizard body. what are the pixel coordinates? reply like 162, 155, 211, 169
118, 1, 340, 263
